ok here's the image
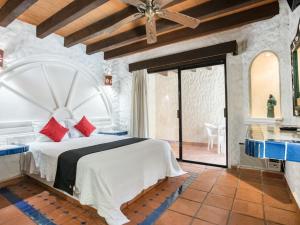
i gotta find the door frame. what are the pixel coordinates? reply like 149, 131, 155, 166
177, 59, 228, 168
148, 56, 229, 168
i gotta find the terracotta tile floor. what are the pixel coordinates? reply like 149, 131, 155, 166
170, 142, 227, 166
0, 163, 299, 225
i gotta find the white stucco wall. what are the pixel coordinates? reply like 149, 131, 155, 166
112, 60, 132, 130
115, 0, 300, 205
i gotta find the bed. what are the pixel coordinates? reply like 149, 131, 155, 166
26, 134, 184, 225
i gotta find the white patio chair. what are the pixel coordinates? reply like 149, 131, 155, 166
205, 123, 218, 151
205, 123, 225, 154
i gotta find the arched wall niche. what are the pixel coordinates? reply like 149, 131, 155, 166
249, 51, 282, 119
0, 55, 113, 139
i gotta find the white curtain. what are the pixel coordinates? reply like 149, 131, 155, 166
130, 69, 149, 138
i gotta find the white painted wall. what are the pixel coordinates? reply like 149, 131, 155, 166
114, 0, 300, 205
0, 154, 21, 182
111, 60, 132, 130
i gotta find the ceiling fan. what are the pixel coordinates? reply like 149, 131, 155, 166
106, 0, 201, 44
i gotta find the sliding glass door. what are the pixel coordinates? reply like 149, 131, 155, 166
148, 70, 180, 158
148, 61, 228, 167
180, 64, 227, 166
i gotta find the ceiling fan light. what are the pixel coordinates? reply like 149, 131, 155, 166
138, 4, 146, 11
152, 3, 160, 10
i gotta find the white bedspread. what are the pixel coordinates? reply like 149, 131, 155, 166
27, 135, 184, 225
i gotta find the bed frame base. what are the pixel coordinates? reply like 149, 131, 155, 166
0, 174, 167, 223
0, 175, 24, 188
26, 175, 167, 218
121, 178, 167, 209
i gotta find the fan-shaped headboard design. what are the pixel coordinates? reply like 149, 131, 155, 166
0, 55, 113, 138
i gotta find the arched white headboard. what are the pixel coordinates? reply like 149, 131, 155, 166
0, 55, 113, 139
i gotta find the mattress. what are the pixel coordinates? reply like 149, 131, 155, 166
26, 135, 184, 225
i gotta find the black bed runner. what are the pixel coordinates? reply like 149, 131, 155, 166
54, 137, 147, 195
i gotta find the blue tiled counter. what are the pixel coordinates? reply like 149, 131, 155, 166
0, 145, 29, 157
245, 125, 300, 162
98, 130, 128, 136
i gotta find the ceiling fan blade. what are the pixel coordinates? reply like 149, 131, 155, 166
105, 13, 144, 34
146, 17, 157, 44
154, 0, 175, 8
158, 9, 200, 28
120, 0, 146, 8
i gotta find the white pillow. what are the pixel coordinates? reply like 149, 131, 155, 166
65, 119, 98, 138
33, 120, 69, 142
65, 119, 82, 138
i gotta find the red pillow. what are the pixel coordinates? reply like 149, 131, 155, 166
40, 117, 69, 142
74, 116, 96, 137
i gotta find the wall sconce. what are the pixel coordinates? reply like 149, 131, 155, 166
104, 75, 112, 86
0, 49, 3, 68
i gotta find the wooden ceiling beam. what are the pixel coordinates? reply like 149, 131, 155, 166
64, 0, 186, 47
37, 0, 108, 39
129, 41, 238, 72
147, 55, 226, 74
64, 6, 137, 48
86, 0, 274, 54
102, 2, 279, 59
0, 0, 37, 27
